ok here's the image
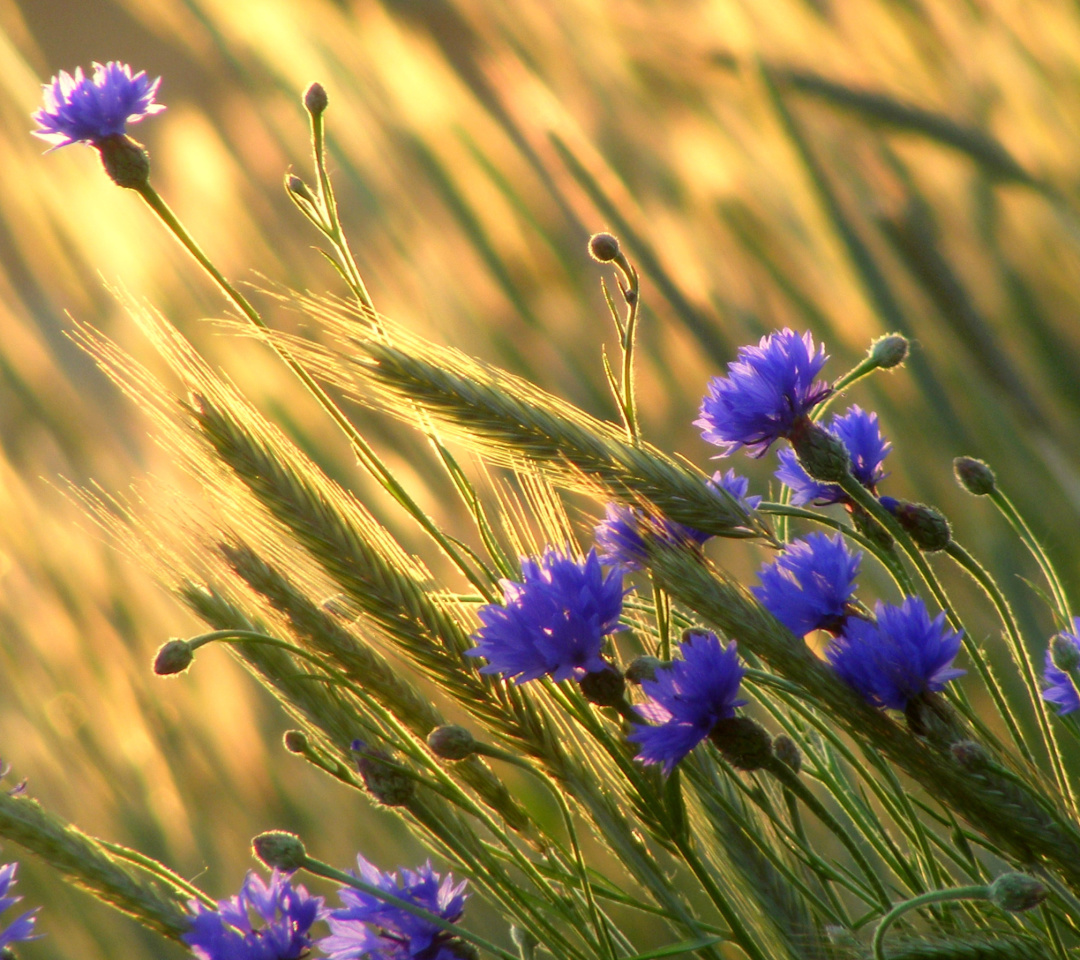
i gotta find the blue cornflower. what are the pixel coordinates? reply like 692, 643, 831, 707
593, 471, 759, 570
827, 597, 965, 710
695, 329, 832, 457
32, 61, 164, 149
628, 631, 748, 775
183, 869, 326, 960
1043, 621, 1080, 715
752, 533, 862, 637
0, 862, 40, 950
466, 547, 627, 684
775, 406, 891, 505
319, 857, 467, 960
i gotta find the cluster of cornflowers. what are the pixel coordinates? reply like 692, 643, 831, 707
182, 856, 468, 960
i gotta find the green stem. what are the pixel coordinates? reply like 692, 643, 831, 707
134, 182, 494, 603
302, 855, 520, 960
871, 886, 989, 960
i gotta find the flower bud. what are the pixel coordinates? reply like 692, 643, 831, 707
286, 174, 317, 205
97, 134, 150, 189
869, 334, 909, 369
950, 739, 990, 771
153, 639, 193, 676
579, 666, 626, 707
1051, 634, 1080, 672
709, 717, 774, 771
772, 734, 802, 773
625, 656, 664, 684
988, 873, 1048, 913
252, 830, 306, 873
427, 725, 476, 761
790, 420, 851, 483
353, 741, 414, 806
588, 232, 621, 263
304, 82, 328, 116
283, 730, 309, 754
880, 497, 951, 552
953, 457, 996, 496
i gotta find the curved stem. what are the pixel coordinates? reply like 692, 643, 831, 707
871, 886, 988, 960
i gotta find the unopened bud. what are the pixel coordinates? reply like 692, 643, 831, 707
791, 420, 850, 483
252, 830, 306, 872
588, 232, 621, 263
1051, 634, 1080, 672
625, 656, 664, 684
772, 734, 802, 773
153, 639, 193, 676
283, 730, 309, 754
869, 334, 909, 369
950, 739, 990, 771
97, 134, 150, 189
953, 457, 996, 496
427, 725, 476, 761
579, 666, 626, 707
880, 497, 951, 552
286, 174, 317, 205
353, 741, 414, 806
304, 82, 328, 116
709, 717, 773, 771
988, 873, 1048, 913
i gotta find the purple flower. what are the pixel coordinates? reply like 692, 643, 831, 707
775, 406, 891, 506
183, 869, 326, 960
695, 329, 832, 457
752, 533, 861, 637
827, 597, 965, 710
466, 547, 627, 683
594, 503, 711, 570
628, 631, 747, 775
708, 469, 763, 512
1043, 621, 1080, 715
0, 862, 40, 950
319, 858, 467, 960
32, 61, 164, 149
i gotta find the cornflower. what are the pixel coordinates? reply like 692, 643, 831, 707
466, 547, 627, 684
752, 533, 862, 637
696, 329, 831, 457
319, 857, 468, 960
183, 869, 326, 960
628, 631, 747, 774
827, 597, 965, 710
0, 862, 40, 951
775, 405, 890, 506
1043, 620, 1080, 715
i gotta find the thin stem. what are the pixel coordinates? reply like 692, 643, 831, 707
870, 886, 988, 960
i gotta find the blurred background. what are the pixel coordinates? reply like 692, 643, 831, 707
4, 0, 1080, 955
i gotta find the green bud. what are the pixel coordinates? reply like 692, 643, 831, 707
988, 873, 1048, 913
252, 830, 306, 872
153, 639, 194, 676
709, 717, 774, 771
869, 334, 909, 369
790, 420, 850, 483
286, 174, 317, 205
97, 134, 150, 189
588, 232, 621, 262
1051, 634, 1080, 672
882, 497, 951, 552
579, 666, 626, 707
625, 655, 664, 684
953, 456, 996, 496
283, 730, 309, 754
426, 725, 476, 761
304, 82, 328, 116
772, 734, 802, 773
355, 744, 414, 806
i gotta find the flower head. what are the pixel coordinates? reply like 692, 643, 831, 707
775, 406, 891, 505
1043, 621, 1080, 715
183, 869, 326, 960
827, 597, 965, 710
594, 504, 710, 570
752, 533, 862, 637
708, 469, 762, 512
319, 858, 467, 960
628, 631, 747, 774
695, 329, 831, 457
33, 62, 164, 149
0, 862, 40, 950
466, 547, 627, 683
